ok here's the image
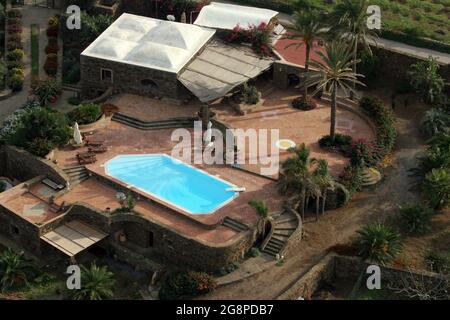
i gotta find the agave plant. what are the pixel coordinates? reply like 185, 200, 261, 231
420, 108, 450, 136
356, 223, 402, 265
70, 263, 115, 300
0, 249, 35, 291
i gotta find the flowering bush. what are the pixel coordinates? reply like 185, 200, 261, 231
45, 43, 59, 54
44, 56, 58, 76
159, 271, 217, 300
6, 48, 24, 61
292, 97, 318, 110
223, 22, 272, 56
7, 73, 24, 91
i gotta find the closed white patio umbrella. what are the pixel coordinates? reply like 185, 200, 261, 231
73, 122, 83, 145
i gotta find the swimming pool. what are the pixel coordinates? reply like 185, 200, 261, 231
105, 154, 239, 215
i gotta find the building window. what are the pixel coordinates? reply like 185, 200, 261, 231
100, 68, 113, 82
10, 225, 19, 235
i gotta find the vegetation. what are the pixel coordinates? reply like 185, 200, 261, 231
356, 223, 402, 265
113, 192, 136, 214
159, 271, 217, 300
305, 41, 363, 143
5, 107, 72, 157
420, 108, 450, 137
423, 168, 450, 210
0, 249, 36, 292
426, 251, 450, 274
241, 83, 260, 105
30, 24, 39, 79
69, 263, 115, 300
66, 103, 102, 125
288, 10, 326, 102
248, 199, 268, 218
223, 22, 273, 56
400, 203, 434, 235
407, 57, 446, 105
279, 144, 336, 219
319, 133, 352, 152
31, 79, 61, 105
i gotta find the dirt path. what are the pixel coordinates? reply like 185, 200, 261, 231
204, 91, 427, 300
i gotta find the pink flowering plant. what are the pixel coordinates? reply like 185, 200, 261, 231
222, 22, 273, 57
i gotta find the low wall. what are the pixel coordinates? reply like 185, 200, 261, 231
0, 145, 69, 185
78, 114, 111, 133
280, 207, 303, 258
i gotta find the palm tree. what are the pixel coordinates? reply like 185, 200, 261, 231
279, 144, 324, 220
306, 41, 364, 142
356, 223, 402, 265
313, 159, 335, 216
70, 263, 115, 300
0, 249, 35, 291
286, 10, 327, 101
329, 0, 378, 92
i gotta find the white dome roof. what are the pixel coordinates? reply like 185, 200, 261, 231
82, 13, 216, 73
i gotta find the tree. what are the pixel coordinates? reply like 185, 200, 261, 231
305, 41, 364, 142
356, 223, 402, 265
279, 144, 328, 220
329, 0, 378, 92
408, 57, 446, 105
70, 263, 115, 300
287, 10, 326, 101
0, 249, 35, 291
313, 159, 335, 217
420, 108, 450, 136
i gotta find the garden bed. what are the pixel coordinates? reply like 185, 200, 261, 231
30, 24, 39, 81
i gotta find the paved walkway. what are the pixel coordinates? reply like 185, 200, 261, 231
0, 3, 58, 122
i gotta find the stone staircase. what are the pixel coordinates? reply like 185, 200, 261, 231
63, 165, 90, 187
261, 209, 299, 257
112, 112, 198, 130
222, 217, 249, 232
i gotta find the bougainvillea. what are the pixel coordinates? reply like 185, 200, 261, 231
222, 22, 273, 57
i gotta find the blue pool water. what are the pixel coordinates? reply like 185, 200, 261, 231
105, 154, 238, 214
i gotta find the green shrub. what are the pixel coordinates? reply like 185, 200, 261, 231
426, 251, 450, 274
423, 168, 450, 209
66, 103, 102, 125
319, 133, 352, 152
218, 262, 240, 276
400, 203, 434, 234
356, 223, 402, 265
7, 72, 23, 91
248, 199, 268, 218
292, 97, 317, 110
339, 165, 363, 195
159, 271, 217, 300
420, 108, 450, 136
7, 107, 71, 157
32, 79, 61, 105
242, 84, 260, 105
247, 247, 261, 258
6, 48, 24, 61
6, 9, 22, 18
6, 59, 23, 70
25, 138, 55, 157
359, 97, 396, 161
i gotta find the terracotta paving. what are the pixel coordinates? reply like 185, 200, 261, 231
273, 33, 326, 67
211, 88, 375, 177
108, 94, 201, 121
0, 183, 60, 225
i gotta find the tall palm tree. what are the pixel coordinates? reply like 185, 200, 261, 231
329, 0, 378, 92
313, 159, 335, 216
286, 10, 327, 100
306, 41, 364, 142
70, 263, 115, 300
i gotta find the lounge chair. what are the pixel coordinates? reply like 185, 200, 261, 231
77, 152, 97, 165
86, 137, 105, 146
88, 145, 107, 153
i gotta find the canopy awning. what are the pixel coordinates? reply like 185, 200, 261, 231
41, 220, 108, 257
178, 40, 274, 102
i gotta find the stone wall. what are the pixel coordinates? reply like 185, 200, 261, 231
0, 206, 41, 254
80, 56, 192, 101
371, 46, 450, 87
0, 145, 69, 185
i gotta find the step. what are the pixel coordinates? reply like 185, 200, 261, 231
275, 220, 297, 229
262, 247, 278, 256
274, 226, 297, 232
266, 242, 283, 251
273, 230, 294, 237
113, 113, 196, 127
112, 117, 193, 130
63, 166, 86, 173
269, 237, 285, 246
70, 175, 90, 186
275, 217, 297, 225
272, 235, 289, 243
67, 170, 88, 177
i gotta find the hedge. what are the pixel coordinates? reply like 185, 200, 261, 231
381, 30, 450, 55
